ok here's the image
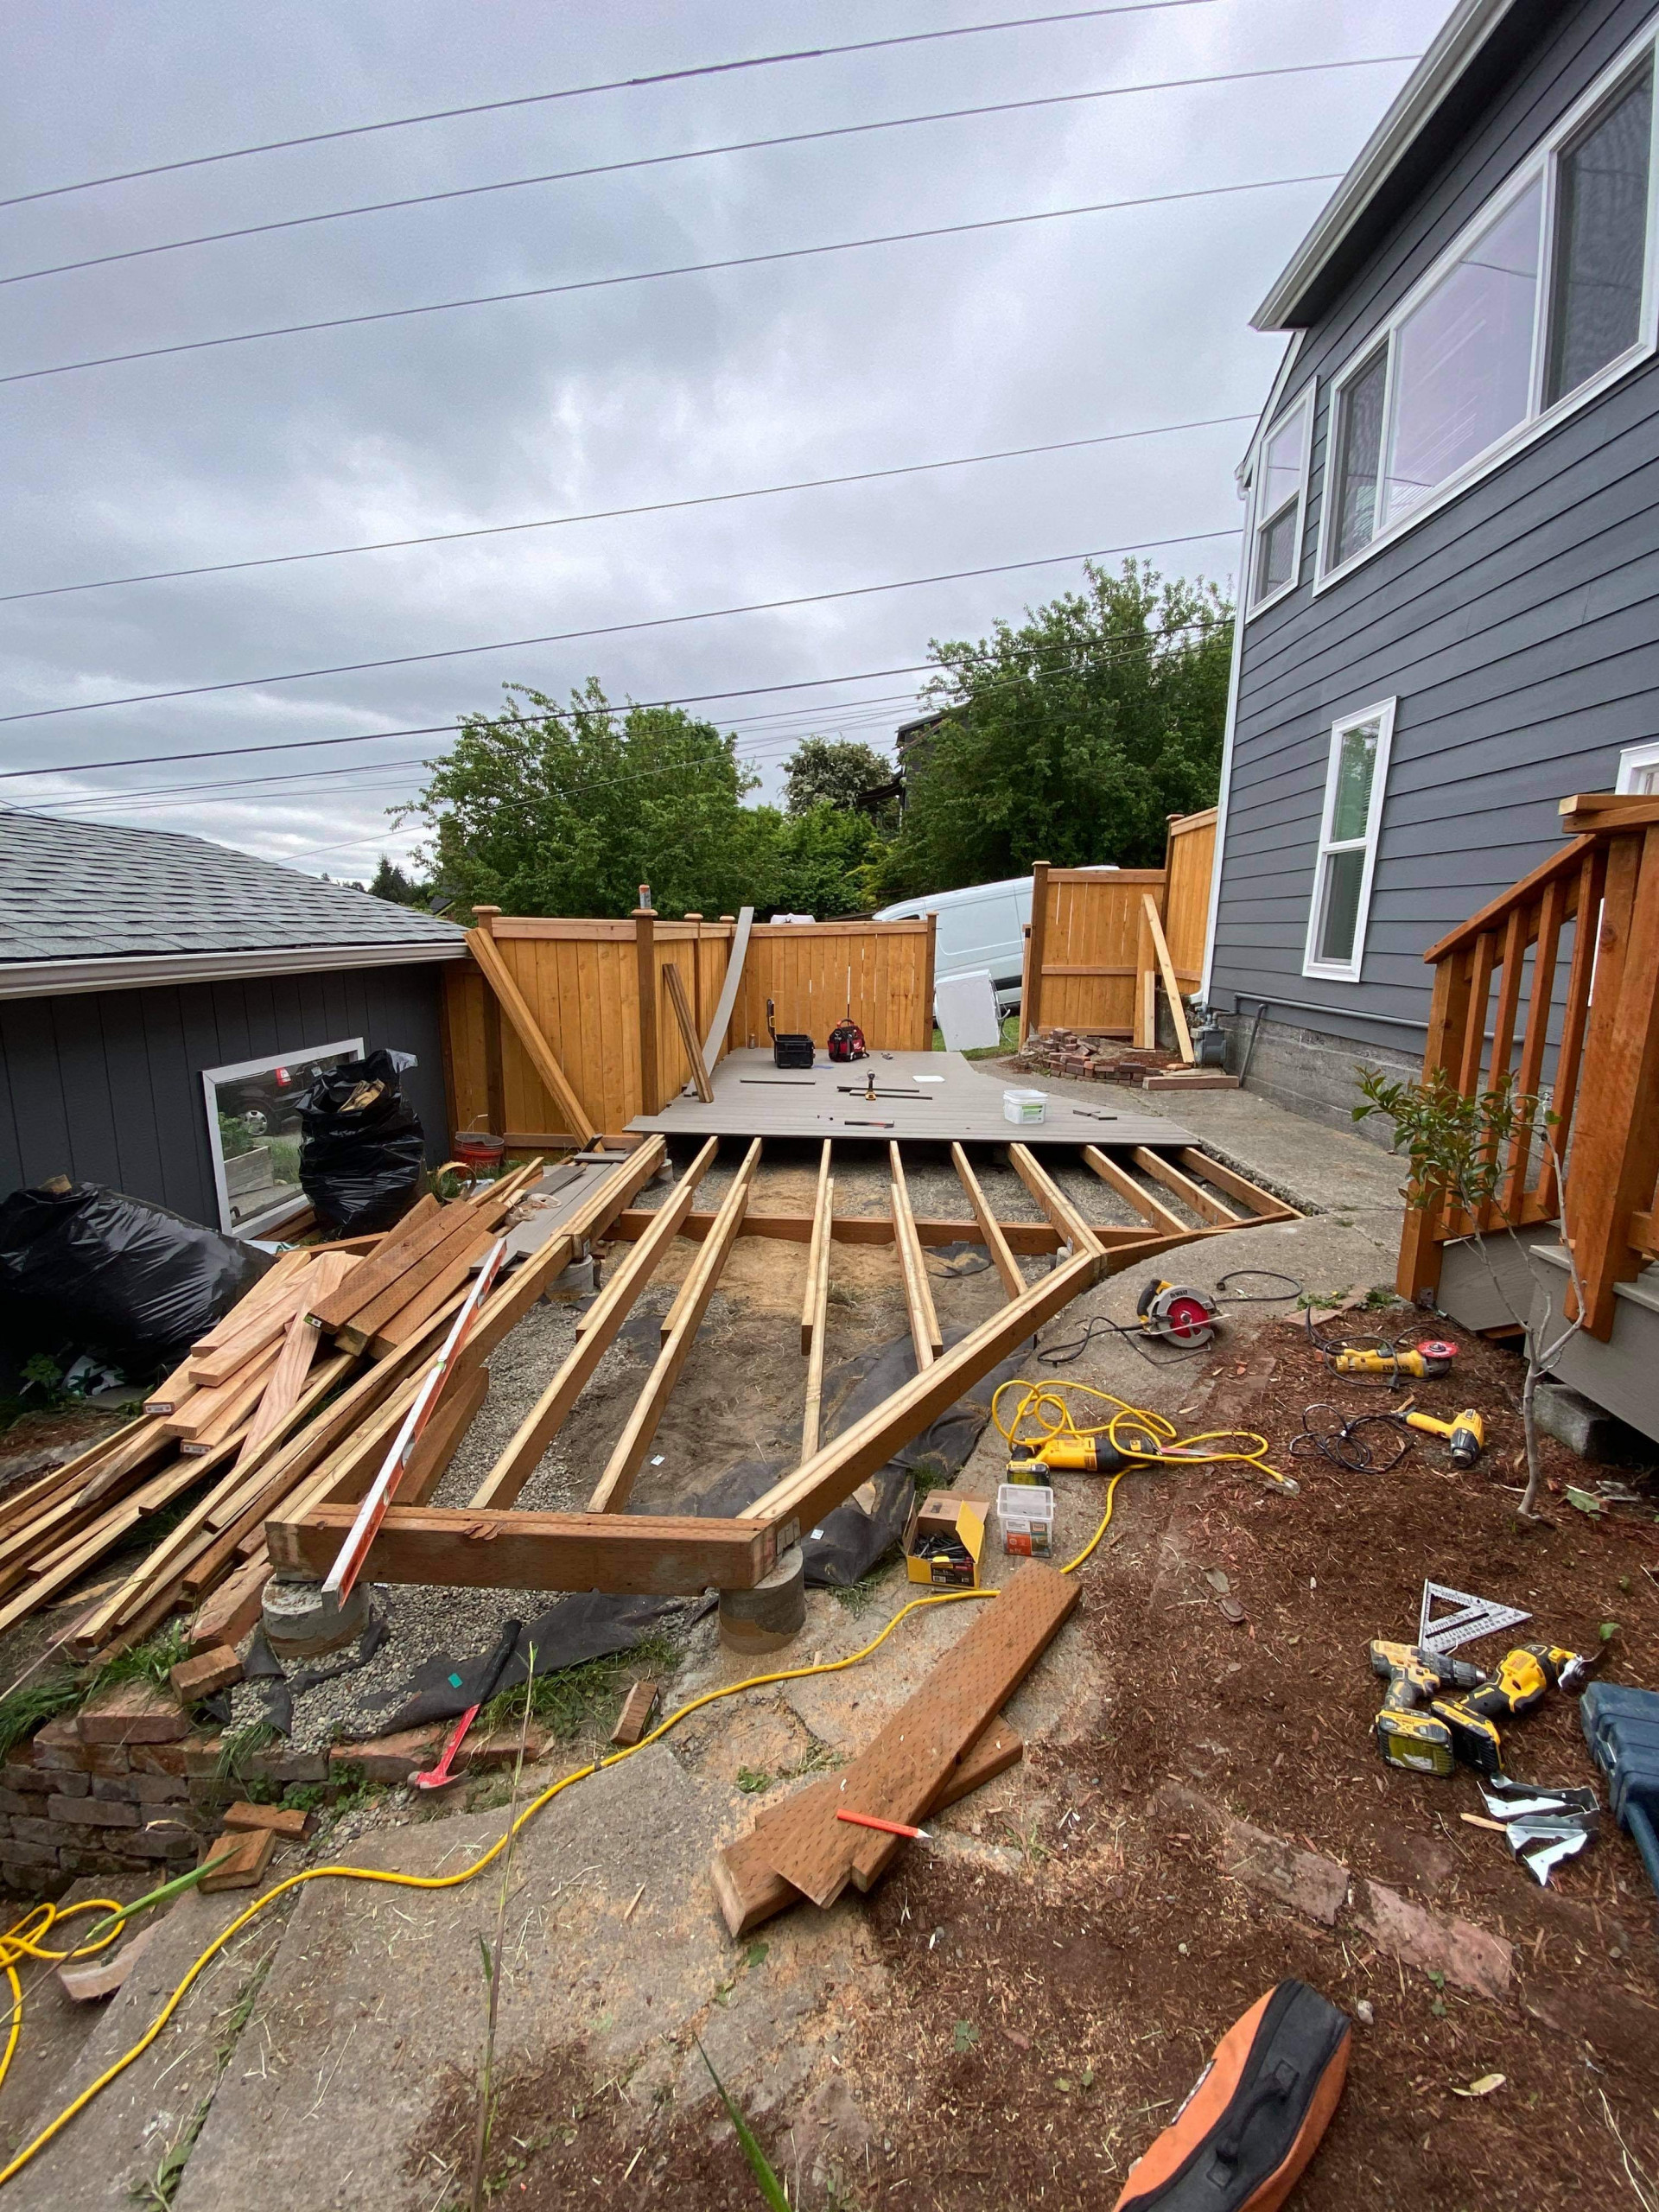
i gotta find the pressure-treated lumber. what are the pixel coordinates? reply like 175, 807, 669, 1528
270, 1506, 779, 1594
800, 1176, 834, 1464
657, 1139, 760, 1344
1133, 1146, 1240, 1226
800, 1141, 833, 1357
711, 1713, 1023, 1936
165, 1341, 283, 1449
950, 1143, 1023, 1298
1008, 1144, 1104, 1255
334, 1198, 509, 1353
1081, 1145, 1185, 1236
188, 1550, 272, 1654
743, 1245, 1103, 1541
754, 1563, 1077, 1908
188, 1277, 316, 1387
663, 963, 715, 1102
466, 1142, 715, 1511
588, 1141, 761, 1510
1141, 893, 1194, 1062
1172, 1147, 1294, 1220
888, 1145, 941, 1370
467, 923, 596, 1142
187, 1249, 313, 1355
613, 1206, 1072, 1255
701, 905, 753, 1071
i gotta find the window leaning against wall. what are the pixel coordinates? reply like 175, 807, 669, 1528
1319, 35, 1657, 586
1247, 385, 1313, 613
1303, 701, 1395, 983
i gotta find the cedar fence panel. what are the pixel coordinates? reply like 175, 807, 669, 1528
1162, 806, 1217, 989
442, 913, 931, 1141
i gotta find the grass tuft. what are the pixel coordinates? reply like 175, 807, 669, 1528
474, 1630, 678, 1746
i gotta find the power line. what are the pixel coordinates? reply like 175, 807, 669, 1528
2, 173, 1340, 387
14, 615, 1226, 815
0, 410, 1255, 604
0, 3, 1221, 212
0, 526, 1238, 727
3, 57, 1414, 290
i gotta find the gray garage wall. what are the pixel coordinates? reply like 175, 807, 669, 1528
0, 962, 452, 1230
1211, 0, 1659, 1070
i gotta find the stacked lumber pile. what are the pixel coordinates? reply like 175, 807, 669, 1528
1009, 1028, 1180, 1084
709, 1562, 1077, 1937
0, 1165, 545, 1666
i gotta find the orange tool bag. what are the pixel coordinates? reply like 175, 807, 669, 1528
1112, 1981, 1350, 2211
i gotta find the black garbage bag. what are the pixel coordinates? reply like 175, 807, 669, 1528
297, 1048, 426, 1235
0, 1181, 270, 1368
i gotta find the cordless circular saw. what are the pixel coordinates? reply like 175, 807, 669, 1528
1135, 1279, 1222, 1347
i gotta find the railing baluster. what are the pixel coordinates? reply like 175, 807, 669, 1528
1477, 906, 1529, 1231
1536, 844, 1605, 1218
1504, 880, 1563, 1219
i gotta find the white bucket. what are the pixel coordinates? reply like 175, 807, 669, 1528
1002, 1087, 1047, 1125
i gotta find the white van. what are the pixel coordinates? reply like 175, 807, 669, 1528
874, 875, 1033, 1015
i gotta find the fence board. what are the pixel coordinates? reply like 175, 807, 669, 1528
1163, 807, 1217, 988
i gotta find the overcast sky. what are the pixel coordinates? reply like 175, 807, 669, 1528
0, 0, 1446, 883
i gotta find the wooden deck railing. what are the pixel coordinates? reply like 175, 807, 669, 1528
1397, 791, 1659, 1339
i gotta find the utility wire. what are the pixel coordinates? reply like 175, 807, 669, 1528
12, 616, 1226, 814
0, 526, 1237, 727
2, 57, 1414, 289
0, 410, 1254, 604
0, 3, 1222, 211
1, 173, 1340, 387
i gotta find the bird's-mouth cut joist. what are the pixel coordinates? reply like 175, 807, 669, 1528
270, 1136, 1296, 1596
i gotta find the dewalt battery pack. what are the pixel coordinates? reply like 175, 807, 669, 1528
1112, 1980, 1350, 2211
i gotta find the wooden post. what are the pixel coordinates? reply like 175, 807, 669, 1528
920, 911, 938, 1050
1562, 828, 1659, 1337
473, 906, 506, 1132
1134, 900, 1156, 1050
1021, 863, 1050, 1044
634, 907, 660, 1118
685, 916, 704, 1036
1396, 947, 1474, 1301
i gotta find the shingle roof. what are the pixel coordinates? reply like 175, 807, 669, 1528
0, 808, 467, 970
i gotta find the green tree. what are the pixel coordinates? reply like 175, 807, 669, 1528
882, 559, 1232, 897
767, 803, 887, 918
402, 680, 775, 918
781, 736, 894, 817
367, 855, 422, 905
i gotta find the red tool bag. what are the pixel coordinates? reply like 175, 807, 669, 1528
827, 1018, 867, 1063
1112, 1981, 1350, 2212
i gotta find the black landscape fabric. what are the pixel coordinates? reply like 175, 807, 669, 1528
371, 1321, 1037, 1732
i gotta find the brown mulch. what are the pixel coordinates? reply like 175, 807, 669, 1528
408, 1311, 1659, 2212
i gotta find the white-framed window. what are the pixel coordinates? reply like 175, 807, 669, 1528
1617, 738, 1659, 792
202, 1038, 363, 1236
1247, 385, 1313, 613
1318, 29, 1658, 588
1303, 700, 1395, 982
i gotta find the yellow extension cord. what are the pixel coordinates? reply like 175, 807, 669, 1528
0, 1381, 1279, 2188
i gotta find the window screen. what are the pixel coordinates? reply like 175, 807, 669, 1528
1547, 67, 1654, 404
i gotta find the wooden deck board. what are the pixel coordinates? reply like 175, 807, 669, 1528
628, 1048, 1195, 1147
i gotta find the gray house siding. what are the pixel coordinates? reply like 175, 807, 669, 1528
0, 962, 451, 1230
1211, 0, 1659, 1127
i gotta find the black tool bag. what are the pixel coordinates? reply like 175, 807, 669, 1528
1113, 1980, 1350, 2211
766, 998, 814, 1069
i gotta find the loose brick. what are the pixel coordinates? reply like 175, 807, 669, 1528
47, 1795, 139, 1830
200, 1828, 275, 1891
330, 1731, 437, 1786
77, 1681, 189, 1747
34, 1719, 92, 1772
169, 1648, 244, 1704
224, 1801, 310, 1840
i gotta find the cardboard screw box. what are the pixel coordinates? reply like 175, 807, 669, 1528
904, 1491, 989, 1587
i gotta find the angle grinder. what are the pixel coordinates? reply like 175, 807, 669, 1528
1135, 1280, 1223, 1348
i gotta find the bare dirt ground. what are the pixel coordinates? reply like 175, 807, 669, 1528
403, 1311, 1659, 2212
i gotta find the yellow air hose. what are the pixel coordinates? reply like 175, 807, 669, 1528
0, 1379, 1283, 2187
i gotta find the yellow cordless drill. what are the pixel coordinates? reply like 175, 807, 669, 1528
1370, 1641, 1484, 1776
1430, 1643, 1595, 1776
